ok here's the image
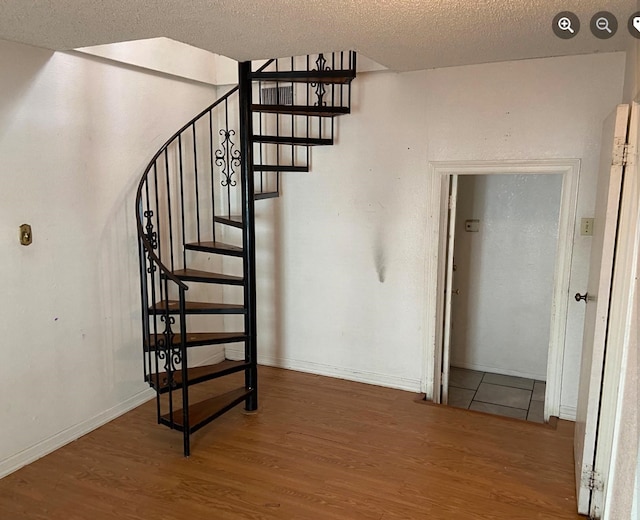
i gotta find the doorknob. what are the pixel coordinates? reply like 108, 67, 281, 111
452, 289, 460, 295
575, 292, 588, 303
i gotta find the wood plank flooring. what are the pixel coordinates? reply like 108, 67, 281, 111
0, 367, 582, 519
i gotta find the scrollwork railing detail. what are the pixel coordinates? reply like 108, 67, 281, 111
158, 314, 181, 387
311, 53, 330, 107
215, 129, 241, 188
143, 210, 158, 249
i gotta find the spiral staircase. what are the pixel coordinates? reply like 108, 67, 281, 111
135, 52, 356, 456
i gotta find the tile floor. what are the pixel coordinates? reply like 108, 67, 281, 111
448, 367, 546, 423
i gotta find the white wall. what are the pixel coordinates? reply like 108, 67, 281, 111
450, 174, 563, 380
622, 25, 639, 103
255, 52, 626, 420
0, 38, 220, 477
76, 37, 238, 86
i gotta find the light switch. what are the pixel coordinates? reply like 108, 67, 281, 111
465, 219, 479, 232
581, 218, 594, 236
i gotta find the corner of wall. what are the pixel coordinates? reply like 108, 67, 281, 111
623, 34, 640, 102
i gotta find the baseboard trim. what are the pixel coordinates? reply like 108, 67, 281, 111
451, 361, 547, 382
0, 388, 155, 479
559, 405, 577, 421
196, 348, 226, 366
225, 344, 245, 361
258, 355, 421, 393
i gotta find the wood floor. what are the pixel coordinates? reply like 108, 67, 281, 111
0, 367, 582, 519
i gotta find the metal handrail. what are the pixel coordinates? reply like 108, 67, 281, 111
134, 85, 240, 288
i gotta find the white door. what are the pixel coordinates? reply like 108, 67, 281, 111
440, 175, 458, 404
594, 101, 639, 519
574, 104, 630, 516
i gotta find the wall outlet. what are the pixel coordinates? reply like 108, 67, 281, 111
581, 218, 594, 236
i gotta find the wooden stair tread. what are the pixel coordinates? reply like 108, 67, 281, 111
253, 135, 333, 146
253, 164, 309, 173
151, 300, 245, 314
161, 387, 251, 431
147, 332, 246, 350
147, 360, 249, 392
170, 268, 244, 285
184, 240, 243, 256
214, 215, 243, 228
250, 70, 355, 84
252, 104, 350, 117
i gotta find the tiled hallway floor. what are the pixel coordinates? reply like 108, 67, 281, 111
448, 367, 546, 423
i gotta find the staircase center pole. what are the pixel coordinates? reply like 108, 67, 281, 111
238, 61, 258, 411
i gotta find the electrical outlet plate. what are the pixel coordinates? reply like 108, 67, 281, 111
19, 224, 32, 245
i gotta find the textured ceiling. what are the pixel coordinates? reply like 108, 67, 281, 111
0, 0, 636, 71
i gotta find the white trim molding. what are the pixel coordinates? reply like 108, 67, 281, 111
560, 405, 578, 422
425, 159, 581, 421
258, 356, 422, 393
0, 388, 155, 479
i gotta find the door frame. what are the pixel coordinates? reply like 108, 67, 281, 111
424, 159, 581, 421
441, 175, 458, 405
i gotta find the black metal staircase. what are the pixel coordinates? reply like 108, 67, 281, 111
135, 51, 356, 456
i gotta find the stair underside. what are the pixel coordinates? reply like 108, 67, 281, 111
253, 135, 333, 146
160, 387, 252, 433
146, 332, 246, 350
150, 300, 246, 315
185, 240, 243, 257
147, 360, 249, 393
169, 268, 243, 285
250, 70, 355, 84
214, 215, 243, 228
254, 192, 279, 201
253, 164, 309, 173
252, 105, 349, 117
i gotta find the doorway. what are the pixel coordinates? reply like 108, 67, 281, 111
446, 173, 563, 422
425, 160, 581, 421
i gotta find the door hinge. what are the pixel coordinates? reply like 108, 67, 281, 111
448, 195, 453, 209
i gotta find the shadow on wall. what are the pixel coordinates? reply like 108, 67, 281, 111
0, 42, 53, 142
255, 197, 284, 366
97, 166, 147, 399
274, 199, 284, 364
451, 175, 481, 360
